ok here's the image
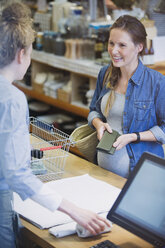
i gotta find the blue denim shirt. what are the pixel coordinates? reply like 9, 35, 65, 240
88, 60, 165, 170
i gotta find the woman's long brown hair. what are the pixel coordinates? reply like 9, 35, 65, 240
104, 15, 147, 117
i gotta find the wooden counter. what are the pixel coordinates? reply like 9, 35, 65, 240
21, 152, 154, 248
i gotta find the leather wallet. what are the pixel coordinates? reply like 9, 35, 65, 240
96, 130, 120, 155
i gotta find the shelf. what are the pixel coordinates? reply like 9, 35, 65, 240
14, 82, 89, 118
18, 51, 165, 120
31, 50, 165, 76
149, 61, 165, 75
31, 50, 102, 78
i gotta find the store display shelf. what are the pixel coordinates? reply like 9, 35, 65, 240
14, 82, 89, 118
31, 50, 165, 77
19, 50, 165, 122
149, 61, 165, 75
32, 50, 102, 78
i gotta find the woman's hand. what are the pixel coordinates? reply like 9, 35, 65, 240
92, 118, 112, 140
97, 123, 112, 141
113, 133, 137, 150
58, 199, 111, 235
113, 130, 157, 150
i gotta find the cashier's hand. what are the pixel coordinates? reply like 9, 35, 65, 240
58, 199, 111, 235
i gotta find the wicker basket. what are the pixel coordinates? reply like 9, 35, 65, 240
32, 81, 44, 94
57, 88, 71, 103
70, 124, 98, 163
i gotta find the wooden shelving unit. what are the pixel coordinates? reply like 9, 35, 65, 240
14, 50, 103, 119
15, 50, 165, 118
31, 50, 102, 78
14, 82, 89, 118
149, 60, 165, 75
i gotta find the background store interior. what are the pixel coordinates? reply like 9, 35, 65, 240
4, 0, 165, 136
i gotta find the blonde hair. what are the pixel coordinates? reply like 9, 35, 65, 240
104, 66, 121, 117
0, 2, 35, 68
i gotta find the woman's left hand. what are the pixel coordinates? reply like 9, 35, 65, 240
113, 133, 136, 150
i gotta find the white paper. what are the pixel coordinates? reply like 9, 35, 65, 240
49, 222, 77, 238
14, 174, 120, 229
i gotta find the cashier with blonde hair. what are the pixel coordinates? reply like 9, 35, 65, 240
0, 2, 110, 248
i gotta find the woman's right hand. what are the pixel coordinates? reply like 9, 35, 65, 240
58, 199, 111, 235
92, 118, 112, 140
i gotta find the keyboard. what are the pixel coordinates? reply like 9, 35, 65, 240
90, 240, 120, 248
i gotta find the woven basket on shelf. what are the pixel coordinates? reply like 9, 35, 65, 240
57, 88, 71, 103
33, 81, 44, 94
70, 124, 98, 163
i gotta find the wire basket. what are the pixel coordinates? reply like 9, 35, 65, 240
29, 117, 74, 182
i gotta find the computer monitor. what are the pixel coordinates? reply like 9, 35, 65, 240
107, 152, 165, 248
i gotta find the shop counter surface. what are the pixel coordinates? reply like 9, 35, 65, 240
20, 152, 153, 248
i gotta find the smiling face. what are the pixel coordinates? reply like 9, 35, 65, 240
108, 28, 143, 70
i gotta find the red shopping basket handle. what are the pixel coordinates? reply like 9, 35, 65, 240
40, 146, 62, 151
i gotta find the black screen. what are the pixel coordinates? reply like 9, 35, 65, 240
107, 153, 165, 246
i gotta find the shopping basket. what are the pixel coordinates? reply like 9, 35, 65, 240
29, 117, 74, 182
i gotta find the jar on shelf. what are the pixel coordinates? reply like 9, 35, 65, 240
148, 39, 155, 65
53, 34, 66, 56
81, 39, 95, 60
43, 31, 50, 52
65, 6, 88, 39
94, 31, 104, 59
43, 31, 57, 53
35, 32, 43, 51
